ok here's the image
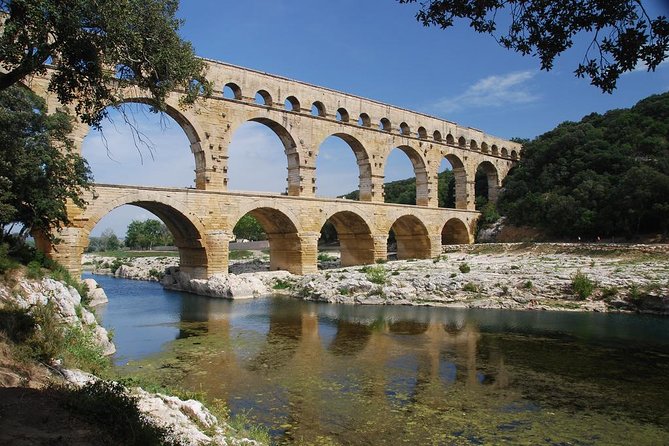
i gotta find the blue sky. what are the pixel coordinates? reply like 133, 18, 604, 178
86, 0, 669, 237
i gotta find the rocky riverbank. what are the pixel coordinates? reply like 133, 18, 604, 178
0, 271, 263, 445
84, 244, 669, 314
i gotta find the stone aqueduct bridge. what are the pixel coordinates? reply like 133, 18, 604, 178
28, 58, 520, 278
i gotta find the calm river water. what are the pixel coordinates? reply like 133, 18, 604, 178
87, 273, 669, 445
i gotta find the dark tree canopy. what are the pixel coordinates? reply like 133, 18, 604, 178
399, 0, 669, 92
0, 85, 92, 239
0, 0, 210, 127
499, 92, 669, 238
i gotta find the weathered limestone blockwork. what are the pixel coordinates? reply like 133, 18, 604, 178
23, 57, 519, 278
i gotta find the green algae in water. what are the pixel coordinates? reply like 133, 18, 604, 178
102, 293, 669, 445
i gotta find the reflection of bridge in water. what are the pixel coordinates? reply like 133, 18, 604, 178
24, 57, 519, 278
175, 298, 511, 442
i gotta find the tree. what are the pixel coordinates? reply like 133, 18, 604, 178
99, 228, 121, 251
125, 219, 172, 249
0, 85, 92, 241
0, 0, 211, 127
233, 215, 266, 241
398, 0, 669, 92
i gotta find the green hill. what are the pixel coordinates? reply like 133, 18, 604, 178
499, 92, 669, 238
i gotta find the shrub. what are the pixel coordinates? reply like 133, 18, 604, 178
0, 243, 19, 274
459, 263, 471, 273
62, 325, 109, 375
600, 286, 619, 300
463, 282, 479, 292
110, 259, 125, 274
64, 380, 180, 446
272, 279, 292, 290
375, 258, 387, 264
229, 250, 253, 260
571, 270, 595, 300
523, 280, 533, 289
364, 265, 387, 285
317, 252, 337, 262
148, 268, 163, 280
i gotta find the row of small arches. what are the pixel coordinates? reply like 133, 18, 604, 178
222, 83, 519, 160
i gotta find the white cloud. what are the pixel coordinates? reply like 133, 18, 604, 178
629, 58, 669, 74
433, 71, 539, 113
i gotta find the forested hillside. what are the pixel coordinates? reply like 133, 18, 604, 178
343, 170, 456, 207
499, 92, 669, 238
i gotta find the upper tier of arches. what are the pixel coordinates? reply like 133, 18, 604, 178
205, 59, 521, 160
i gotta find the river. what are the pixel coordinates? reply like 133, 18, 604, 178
88, 273, 669, 445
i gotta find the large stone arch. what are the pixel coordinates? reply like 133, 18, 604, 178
89, 95, 211, 190
441, 152, 469, 210
228, 117, 303, 196
475, 161, 500, 204
82, 193, 210, 278
230, 206, 306, 273
320, 210, 375, 266
389, 214, 432, 260
441, 218, 472, 245
315, 132, 374, 202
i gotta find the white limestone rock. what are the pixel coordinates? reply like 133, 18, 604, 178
83, 278, 108, 306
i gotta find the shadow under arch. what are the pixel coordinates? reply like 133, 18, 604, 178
233, 206, 303, 273
322, 211, 375, 267
390, 215, 431, 260
388, 145, 430, 206
318, 132, 374, 201
475, 160, 500, 205
240, 116, 302, 196
84, 198, 209, 278
442, 218, 470, 244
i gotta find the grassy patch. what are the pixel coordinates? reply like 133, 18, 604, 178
459, 263, 471, 273
229, 250, 254, 260
93, 250, 179, 258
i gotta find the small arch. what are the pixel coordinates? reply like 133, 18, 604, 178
501, 147, 509, 158
385, 145, 430, 206
311, 101, 326, 117
336, 108, 350, 122
380, 118, 392, 132
458, 136, 466, 148
470, 140, 478, 151
223, 83, 242, 100
390, 215, 431, 260
446, 134, 455, 145
255, 90, 272, 106
476, 161, 500, 206
320, 211, 374, 267
491, 145, 499, 156
400, 122, 411, 136
442, 218, 470, 244
440, 153, 467, 209
511, 150, 519, 160
433, 130, 443, 142
358, 113, 371, 127
284, 96, 301, 112
418, 127, 428, 139
233, 207, 302, 273
480, 142, 489, 153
